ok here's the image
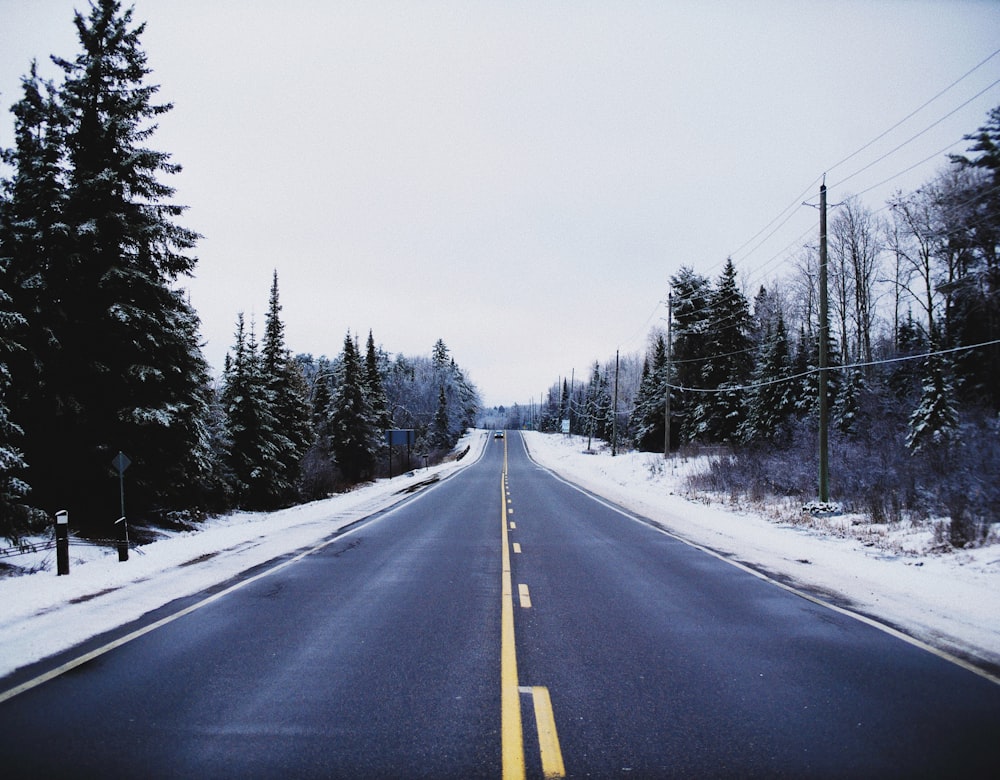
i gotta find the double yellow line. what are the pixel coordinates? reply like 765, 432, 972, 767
501, 435, 565, 779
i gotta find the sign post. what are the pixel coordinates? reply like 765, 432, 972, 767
384, 430, 416, 478
112, 452, 131, 561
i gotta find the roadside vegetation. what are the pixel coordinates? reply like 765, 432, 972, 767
493, 105, 1000, 549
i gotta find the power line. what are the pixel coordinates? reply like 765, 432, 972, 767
830, 76, 1000, 192
667, 338, 1000, 394
826, 46, 1000, 177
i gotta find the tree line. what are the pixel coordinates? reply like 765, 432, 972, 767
511, 105, 1000, 545
0, 1, 479, 540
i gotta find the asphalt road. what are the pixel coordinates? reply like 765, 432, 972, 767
1, 430, 998, 778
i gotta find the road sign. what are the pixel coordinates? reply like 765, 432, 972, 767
112, 451, 131, 475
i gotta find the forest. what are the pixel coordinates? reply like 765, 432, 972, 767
0, 1, 479, 540
509, 107, 1000, 548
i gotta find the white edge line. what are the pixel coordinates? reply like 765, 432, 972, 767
518, 433, 1000, 688
0, 440, 485, 705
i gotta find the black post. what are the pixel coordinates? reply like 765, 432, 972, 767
116, 516, 128, 562
55, 510, 69, 576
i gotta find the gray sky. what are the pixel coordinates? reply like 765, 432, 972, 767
2, 1, 999, 407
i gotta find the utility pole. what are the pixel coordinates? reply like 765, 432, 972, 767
664, 290, 672, 458
612, 349, 620, 456
818, 180, 830, 503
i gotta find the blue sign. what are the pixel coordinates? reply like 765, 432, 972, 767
385, 429, 416, 446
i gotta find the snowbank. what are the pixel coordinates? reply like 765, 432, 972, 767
521, 431, 1000, 677
0, 431, 488, 682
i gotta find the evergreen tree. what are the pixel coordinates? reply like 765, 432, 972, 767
906, 353, 960, 454
430, 386, 451, 450
0, 284, 30, 538
220, 315, 284, 509
7, 0, 213, 524
630, 335, 669, 452
262, 271, 312, 501
691, 258, 752, 442
669, 266, 712, 444
365, 330, 391, 431
331, 332, 377, 481
833, 367, 865, 437
945, 105, 1000, 408
1, 63, 70, 530
740, 312, 795, 443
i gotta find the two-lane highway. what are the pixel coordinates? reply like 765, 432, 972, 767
503, 431, 999, 777
1, 429, 999, 777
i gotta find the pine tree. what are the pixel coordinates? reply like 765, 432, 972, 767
691, 258, 752, 442
220, 314, 284, 509
0, 63, 70, 530
430, 386, 451, 450
0, 285, 30, 538
630, 335, 669, 451
13, 0, 213, 525
365, 330, 391, 432
740, 312, 795, 444
669, 266, 712, 444
262, 271, 312, 501
331, 332, 377, 481
906, 353, 960, 454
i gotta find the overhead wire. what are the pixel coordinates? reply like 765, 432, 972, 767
666, 338, 1000, 394
569, 45, 1000, 392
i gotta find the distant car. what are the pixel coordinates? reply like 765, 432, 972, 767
494, 431, 504, 439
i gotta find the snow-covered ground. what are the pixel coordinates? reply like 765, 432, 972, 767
2, 428, 998, 689
521, 431, 1000, 679
0, 431, 489, 683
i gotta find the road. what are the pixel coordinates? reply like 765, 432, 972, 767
1, 430, 998, 777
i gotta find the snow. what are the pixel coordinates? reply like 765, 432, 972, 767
1, 429, 998, 688
521, 432, 1000, 677
0, 431, 488, 682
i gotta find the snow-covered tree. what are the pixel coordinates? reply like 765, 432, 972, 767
365, 330, 391, 432
262, 271, 313, 500
7, 0, 215, 524
739, 312, 795, 443
690, 258, 753, 442
630, 334, 669, 452
669, 266, 712, 444
330, 332, 378, 481
221, 314, 285, 509
906, 353, 959, 454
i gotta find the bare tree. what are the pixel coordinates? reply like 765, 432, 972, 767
830, 196, 884, 369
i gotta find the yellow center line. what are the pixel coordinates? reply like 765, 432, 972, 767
501, 464, 525, 779
501, 433, 565, 778
531, 686, 566, 778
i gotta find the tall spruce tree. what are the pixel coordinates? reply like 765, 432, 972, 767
331, 332, 377, 481
739, 312, 795, 444
1, 63, 70, 531
669, 266, 712, 444
691, 258, 752, 442
364, 330, 391, 432
262, 271, 312, 501
221, 314, 284, 509
5, 0, 214, 525
630, 334, 669, 452
906, 353, 960, 454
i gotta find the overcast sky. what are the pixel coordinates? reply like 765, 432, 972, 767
2, 1, 999, 407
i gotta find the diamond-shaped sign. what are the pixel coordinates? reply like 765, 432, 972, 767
112, 451, 131, 474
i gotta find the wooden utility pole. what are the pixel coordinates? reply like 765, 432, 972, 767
664, 290, 672, 458
818, 181, 830, 502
